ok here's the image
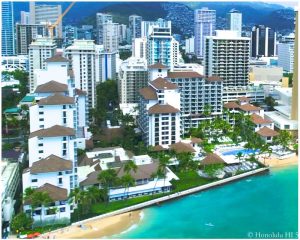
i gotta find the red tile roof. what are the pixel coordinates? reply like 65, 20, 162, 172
148, 62, 168, 69
150, 77, 178, 90
169, 141, 196, 153
250, 113, 273, 124
148, 103, 180, 114
167, 71, 203, 78
139, 87, 157, 100
239, 103, 261, 112
256, 127, 279, 137
224, 102, 240, 109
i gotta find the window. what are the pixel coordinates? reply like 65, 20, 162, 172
58, 178, 63, 184
60, 207, 66, 212
62, 150, 67, 156
39, 118, 44, 121
39, 125, 44, 128
39, 112, 44, 115
38, 150, 43, 153
31, 179, 38, 183
38, 143, 43, 147
58, 172, 63, 176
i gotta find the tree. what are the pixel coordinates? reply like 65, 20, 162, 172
87, 186, 105, 204
274, 130, 293, 151
176, 152, 198, 172
235, 152, 244, 171
124, 160, 138, 175
157, 153, 171, 190
97, 169, 119, 203
11, 212, 34, 233
120, 174, 135, 200
150, 168, 165, 196
264, 96, 277, 110
68, 187, 82, 221
202, 163, 224, 178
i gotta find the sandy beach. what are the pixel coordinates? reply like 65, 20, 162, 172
260, 155, 298, 168
43, 210, 142, 239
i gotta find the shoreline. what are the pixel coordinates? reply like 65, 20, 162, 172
260, 155, 298, 169
44, 210, 142, 239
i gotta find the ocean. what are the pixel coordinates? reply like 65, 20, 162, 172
113, 166, 298, 239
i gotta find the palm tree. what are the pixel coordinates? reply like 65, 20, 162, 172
97, 169, 119, 203
150, 168, 165, 196
30, 191, 52, 226
124, 160, 138, 174
177, 152, 197, 172
157, 153, 171, 192
87, 186, 103, 204
68, 187, 82, 221
235, 152, 244, 171
120, 174, 135, 200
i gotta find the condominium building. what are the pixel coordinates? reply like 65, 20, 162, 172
194, 8, 216, 58
118, 57, 148, 104
278, 42, 294, 73
65, 40, 99, 111
103, 22, 119, 52
64, 25, 78, 47
20, 11, 30, 24
96, 13, 113, 44
147, 26, 179, 70
28, 38, 57, 92
132, 37, 147, 59
2, 2, 15, 56
99, 51, 117, 82
138, 64, 181, 147
22, 60, 88, 225
16, 24, 49, 55
185, 36, 195, 54
1, 55, 29, 72
118, 24, 127, 44
251, 25, 276, 57
204, 30, 251, 101
227, 9, 242, 37
141, 18, 171, 37
129, 15, 142, 41
29, 2, 62, 37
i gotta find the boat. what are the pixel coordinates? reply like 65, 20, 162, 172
205, 223, 214, 227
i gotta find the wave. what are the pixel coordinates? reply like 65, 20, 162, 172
139, 210, 145, 220
119, 223, 138, 235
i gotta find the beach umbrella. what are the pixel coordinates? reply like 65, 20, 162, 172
33, 232, 41, 237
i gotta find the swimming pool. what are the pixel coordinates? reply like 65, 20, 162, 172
221, 149, 259, 156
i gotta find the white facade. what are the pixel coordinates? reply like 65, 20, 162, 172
99, 51, 117, 82
103, 22, 119, 53
132, 37, 147, 59
278, 43, 294, 73
173, 63, 204, 75
194, 8, 216, 58
185, 36, 195, 54
118, 57, 148, 104
96, 13, 113, 44
28, 38, 57, 92
138, 71, 181, 147
141, 18, 171, 38
250, 66, 283, 82
29, 2, 62, 37
227, 9, 242, 37
21, 11, 30, 24
65, 40, 98, 110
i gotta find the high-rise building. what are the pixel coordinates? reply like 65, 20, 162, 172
16, 24, 48, 55
29, 2, 62, 38
194, 8, 216, 58
96, 13, 113, 44
23, 59, 88, 225
147, 26, 176, 69
227, 9, 242, 37
64, 25, 78, 47
103, 22, 119, 52
2, 2, 15, 56
99, 51, 117, 82
118, 24, 127, 44
20, 11, 30, 24
129, 15, 142, 41
204, 30, 250, 101
278, 33, 295, 73
132, 37, 147, 59
141, 18, 171, 37
119, 57, 148, 104
251, 25, 276, 57
138, 65, 181, 147
291, 11, 298, 121
28, 38, 57, 92
65, 40, 99, 111
185, 36, 195, 54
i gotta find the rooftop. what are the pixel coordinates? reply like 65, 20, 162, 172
4, 107, 21, 114
201, 153, 226, 165
224, 102, 240, 109
148, 103, 180, 114
45, 55, 69, 63
20, 95, 35, 103
169, 141, 196, 153
29, 125, 75, 139
30, 155, 72, 174
37, 94, 74, 105
250, 113, 272, 125
256, 126, 279, 137
139, 87, 157, 100
35, 80, 68, 93
150, 77, 178, 90
167, 71, 203, 78
239, 103, 261, 112
148, 62, 168, 69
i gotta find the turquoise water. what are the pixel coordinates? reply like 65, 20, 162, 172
222, 149, 259, 156
113, 166, 298, 239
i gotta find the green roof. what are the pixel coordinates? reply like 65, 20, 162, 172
4, 107, 21, 114
20, 95, 35, 103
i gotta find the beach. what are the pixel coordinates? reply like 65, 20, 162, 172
260, 155, 298, 168
44, 210, 142, 239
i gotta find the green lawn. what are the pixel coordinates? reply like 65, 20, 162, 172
20, 224, 67, 235
91, 193, 167, 215
171, 171, 215, 192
